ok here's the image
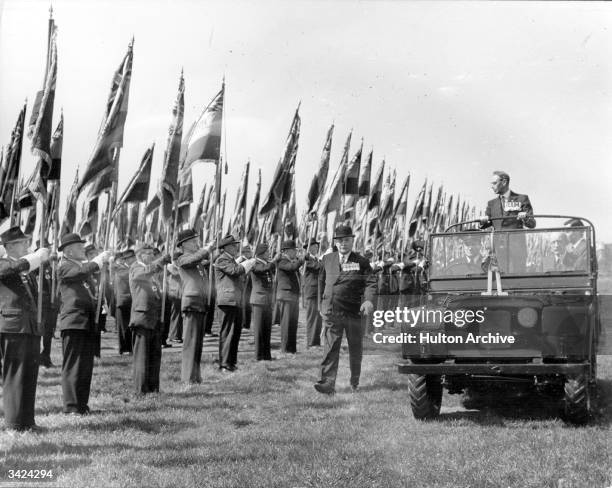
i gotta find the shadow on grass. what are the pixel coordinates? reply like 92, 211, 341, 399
65, 417, 197, 434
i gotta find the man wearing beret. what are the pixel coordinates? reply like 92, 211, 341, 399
275, 239, 305, 355
58, 233, 110, 414
129, 244, 170, 394
214, 235, 257, 372
0, 227, 50, 430
314, 225, 377, 395
303, 240, 322, 347
249, 243, 275, 360
114, 250, 135, 355
175, 229, 210, 384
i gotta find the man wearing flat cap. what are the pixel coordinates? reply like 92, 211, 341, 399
0, 227, 50, 430
564, 219, 588, 270
275, 239, 305, 355
214, 234, 257, 372
129, 244, 171, 394
314, 225, 377, 395
58, 233, 110, 415
249, 243, 275, 360
175, 229, 210, 384
303, 240, 322, 347
114, 250, 135, 355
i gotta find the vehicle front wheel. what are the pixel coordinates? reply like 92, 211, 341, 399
562, 375, 590, 425
408, 374, 442, 420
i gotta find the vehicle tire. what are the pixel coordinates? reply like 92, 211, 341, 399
562, 375, 590, 425
408, 374, 442, 420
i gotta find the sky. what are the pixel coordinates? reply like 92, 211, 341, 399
1, 0, 611, 241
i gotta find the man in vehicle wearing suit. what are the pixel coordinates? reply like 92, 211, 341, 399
58, 233, 109, 415
0, 227, 50, 430
175, 229, 210, 384
314, 225, 377, 395
129, 244, 170, 394
249, 243, 275, 361
302, 240, 322, 347
276, 239, 305, 355
214, 235, 256, 372
114, 249, 135, 355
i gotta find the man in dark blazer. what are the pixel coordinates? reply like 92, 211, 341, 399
479, 171, 536, 231
249, 243, 275, 361
175, 229, 210, 384
58, 233, 109, 414
129, 244, 170, 394
302, 240, 322, 347
276, 239, 304, 354
214, 235, 256, 372
314, 225, 377, 395
0, 227, 50, 430
114, 249, 135, 355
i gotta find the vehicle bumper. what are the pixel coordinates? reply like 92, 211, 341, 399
397, 361, 591, 376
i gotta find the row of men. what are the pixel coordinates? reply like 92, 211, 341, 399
1, 223, 427, 430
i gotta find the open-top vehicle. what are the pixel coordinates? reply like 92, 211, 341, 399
397, 215, 600, 424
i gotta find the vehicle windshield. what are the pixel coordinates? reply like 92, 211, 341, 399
430, 227, 590, 278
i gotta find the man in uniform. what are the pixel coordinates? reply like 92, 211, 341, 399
275, 239, 304, 355
249, 243, 275, 361
175, 229, 210, 384
237, 244, 253, 330
0, 227, 50, 430
114, 249, 135, 355
302, 240, 322, 348
167, 251, 183, 344
58, 233, 109, 414
314, 225, 377, 395
129, 244, 170, 394
214, 235, 256, 372
85, 244, 109, 334
37, 239, 58, 368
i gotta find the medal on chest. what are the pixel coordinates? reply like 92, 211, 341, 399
341, 262, 360, 272
503, 200, 521, 212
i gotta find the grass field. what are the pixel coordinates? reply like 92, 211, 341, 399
0, 311, 610, 488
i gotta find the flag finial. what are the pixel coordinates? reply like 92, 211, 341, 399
129, 36, 135, 48
49, 3, 53, 19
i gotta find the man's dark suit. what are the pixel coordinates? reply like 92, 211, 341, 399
482, 191, 536, 230
176, 249, 209, 383
249, 259, 275, 360
303, 257, 322, 347
214, 251, 246, 370
276, 255, 303, 353
129, 258, 165, 394
114, 262, 132, 354
318, 251, 377, 389
58, 257, 100, 414
37, 264, 58, 365
0, 257, 41, 430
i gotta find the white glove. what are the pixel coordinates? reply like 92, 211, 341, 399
236, 255, 246, 264
241, 257, 257, 274
24, 248, 50, 271
517, 211, 527, 220
92, 251, 110, 268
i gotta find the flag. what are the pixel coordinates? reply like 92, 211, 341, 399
284, 182, 297, 239
160, 71, 185, 222
191, 183, 207, 232
48, 112, 63, 180
28, 23, 57, 169
307, 124, 333, 213
260, 104, 301, 215
78, 40, 133, 193
146, 194, 160, 215
181, 82, 224, 170
114, 143, 154, 211
393, 174, 410, 217
125, 202, 140, 242
78, 196, 98, 238
367, 159, 385, 210
318, 130, 351, 216
246, 169, 261, 243
358, 149, 372, 198
343, 140, 362, 195
1, 103, 27, 223
60, 170, 79, 236
229, 161, 250, 237
177, 165, 193, 227
379, 168, 396, 223
409, 181, 426, 238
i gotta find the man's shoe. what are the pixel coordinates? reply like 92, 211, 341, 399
162, 342, 172, 348
314, 382, 335, 395
220, 366, 235, 373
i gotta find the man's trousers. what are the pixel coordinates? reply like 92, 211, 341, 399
218, 306, 241, 369
61, 329, 96, 414
279, 300, 299, 353
116, 305, 133, 354
305, 298, 322, 347
251, 305, 272, 360
0, 333, 39, 429
181, 311, 205, 383
319, 315, 363, 388
131, 326, 162, 394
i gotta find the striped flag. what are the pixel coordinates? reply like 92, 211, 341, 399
181, 82, 224, 170
0, 103, 27, 224
78, 40, 133, 193
307, 124, 333, 213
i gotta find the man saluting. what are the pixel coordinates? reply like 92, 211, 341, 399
314, 225, 377, 395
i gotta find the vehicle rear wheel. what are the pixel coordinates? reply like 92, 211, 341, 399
408, 374, 442, 420
562, 375, 590, 425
